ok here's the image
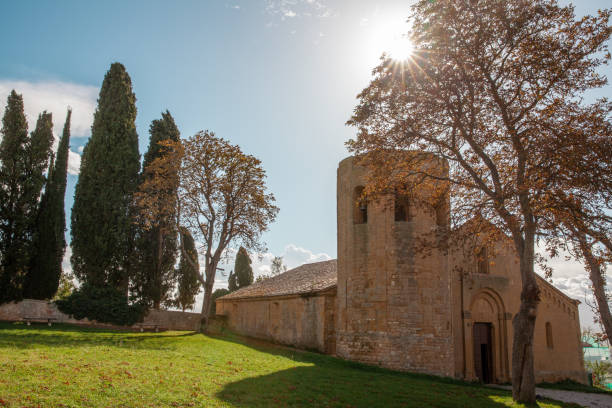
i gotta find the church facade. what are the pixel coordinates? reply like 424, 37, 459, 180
216, 156, 585, 384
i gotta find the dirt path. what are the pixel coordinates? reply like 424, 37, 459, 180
534, 388, 612, 408
490, 385, 612, 408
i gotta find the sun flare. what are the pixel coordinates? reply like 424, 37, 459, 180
369, 17, 414, 62
387, 35, 414, 61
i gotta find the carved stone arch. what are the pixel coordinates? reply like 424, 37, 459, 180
464, 288, 510, 383
469, 288, 506, 320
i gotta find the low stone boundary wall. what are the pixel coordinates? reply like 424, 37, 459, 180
0, 299, 201, 331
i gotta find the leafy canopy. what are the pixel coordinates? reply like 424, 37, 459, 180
347, 0, 611, 402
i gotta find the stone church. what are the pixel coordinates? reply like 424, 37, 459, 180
216, 156, 585, 384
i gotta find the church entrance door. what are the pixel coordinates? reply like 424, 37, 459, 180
473, 323, 493, 383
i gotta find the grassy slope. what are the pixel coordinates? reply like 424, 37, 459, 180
0, 323, 580, 408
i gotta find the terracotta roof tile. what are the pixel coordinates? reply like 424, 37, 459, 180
218, 259, 337, 300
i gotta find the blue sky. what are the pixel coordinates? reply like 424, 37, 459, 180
0, 0, 423, 261
1, 1, 610, 320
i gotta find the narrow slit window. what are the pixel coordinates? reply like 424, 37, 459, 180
546, 322, 554, 349
477, 247, 489, 274
395, 193, 410, 222
354, 186, 367, 224
435, 200, 448, 228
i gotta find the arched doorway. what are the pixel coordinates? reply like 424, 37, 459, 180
473, 322, 493, 383
466, 289, 509, 383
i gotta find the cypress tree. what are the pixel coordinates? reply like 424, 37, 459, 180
0, 91, 29, 302
132, 111, 180, 308
24, 109, 72, 299
228, 271, 237, 292
234, 246, 253, 289
175, 227, 201, 311
71, 63, 140, 290
0, 92, 53, 303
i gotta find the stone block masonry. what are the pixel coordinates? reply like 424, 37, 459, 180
216, 154, 586, 385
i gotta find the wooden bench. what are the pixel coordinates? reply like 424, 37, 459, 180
23, 316, 58, 326
136, 323, 161, 333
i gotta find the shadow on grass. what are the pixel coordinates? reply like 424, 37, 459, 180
0, 323, 578, 407
216, 365, 524, 408
0, 321, 197, 350
212, 332, 579, 408
208, 329, 331, 362
210, 330, 485, 387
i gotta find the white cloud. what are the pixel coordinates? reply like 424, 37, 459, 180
0, 80, 98, 175
68, 151, 82, 175
213, 243, 331, 288
535, 248, 611, 330
62, 245, 72, 276
280, 243, 332, 268
265, 0, 332, 20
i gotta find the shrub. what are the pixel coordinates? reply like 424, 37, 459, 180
55, 284, 147, 326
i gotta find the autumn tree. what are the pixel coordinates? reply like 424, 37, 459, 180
574, 230, 612, 342
25, 109, 72, 299
138, 131, 278, 331
132, 111, 180, 309
347, 0, 611, 403
531, 72, 612, 345
545, 201, 612, 343
71, 62, 140, 292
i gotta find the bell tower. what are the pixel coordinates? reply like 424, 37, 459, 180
335, 155, 454, 376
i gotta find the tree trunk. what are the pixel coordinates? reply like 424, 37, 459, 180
511, 238, 540, 404
199, 275, 214, 333
155, 227, 163, 310
579, 233, 612, 342
118, 272, 130, 299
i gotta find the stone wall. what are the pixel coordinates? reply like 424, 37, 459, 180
450, 233, 586, 384
0, 299, 201, 331
216, 289, 335, 353
335, 156, 455, 377
212, 154, 586, 386
534, 279, 585, 383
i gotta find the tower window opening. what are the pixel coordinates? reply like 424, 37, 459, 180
477, 247, 489, 275
354, 186, 367, 224
435, 200, 448, 228
395, 194, 410, 222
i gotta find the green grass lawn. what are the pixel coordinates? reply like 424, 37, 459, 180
0, 322, 581, 408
